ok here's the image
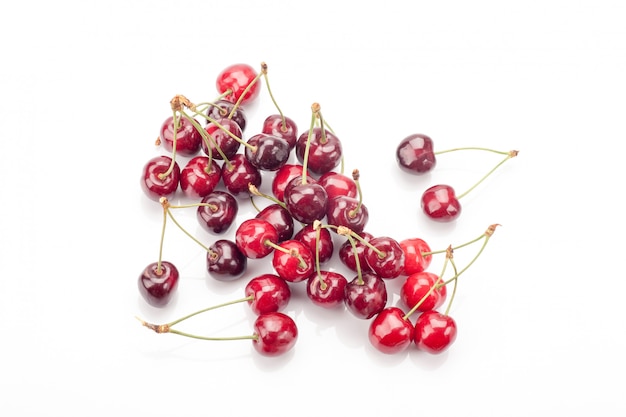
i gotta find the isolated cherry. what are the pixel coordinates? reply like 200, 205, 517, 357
235, 218, 279, 259
252, 312, 298, 356
271, 239, 315, 283
206, 239, 247, 280
138, 261, 179, 307
421, 184, 462, 222
261, 114, 298, 149
180, 156, 222, 199
306, 271, 348, 309
196, 191, 238, 234
399, 237, 432, 275
344, 272, 387, 319
368, 307, 414, 354
159, 115, 202, 157
244, 274, 291, 315
396, 133, 436, 174
295, 127, 343, 176
283, 177, 328, 224
216, 63, 261, 106
141, 155, 180, 201
400, 272, 447, 312
414, 311, 457, 354
205, 99, 247, 132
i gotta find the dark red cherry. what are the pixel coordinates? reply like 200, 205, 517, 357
271, 239, 314, 283
368, 307, 414, 354
202, 118, 243, 161
295, 127, 343, 176
272, 164, 306, 202
245, 133, 291, 171
252, 312, 298, 356
283, 177, 328, 224
261, 114, 298, 149
180, 156, 222, 199
399, 237, 432, 275
205, 99, 247, 132
206, 239, 247, 280
159, 116, 202, 157
338, 231, 374, 273
414, 311, 457, 354
141, 155, 180, 201
245, 274, 291, 315
138, 261, 179, 307
221, 154, 262, 197
317, 171, 357, 200
306, 271, 347, 309
326, 195, 369, 234
400, 272, 447, 312
365, 236, 405, 279
294, 223, 334, 264
196, 191, 238, 234
421, 184, 461, 222
235, 218, 278, 259
344, 272, 387, 319
396, 133, 436, 174
255, 204, 294, 242
216, 63, 261, 106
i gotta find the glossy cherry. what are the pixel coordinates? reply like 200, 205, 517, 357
326, 195, 369, 234
306, 271, 348, 309
159, 115, 202, 157
272, 164, 307, 203
235, 218, 279, 259
216, 63, 261, 106
202, 117, 243, 161
244, 274, 291, 315
400, 272, 447, 312
261, 114, 298, 149
255, 203, 294, 242
294, 223, 334, 264
414, 311, 457, 354
421, 184, 462, 222
221, 154, 262, 197
317, 171, 357, 200
141, 155, 180, 201
206, 239, 247, 280
245, 133, 291, 171
205, 99, 247, 132
252, 312, 298, 357
396, 133, 436, 174
295, 127, 343, 176
138, 261, 179, 307
180, 156, 222, 199
283, 176, 328, 224
344, 272, 387, 319
196, 191, 238, 234
368, 307, 414, 354
399, 238, 432, 275
365, 236, 405, 279
338, 231, 374, 273
271, 239, 315, 283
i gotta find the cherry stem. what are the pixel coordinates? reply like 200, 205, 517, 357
228, 64, 264, 119
259, 62, 287, 131
301, 105, 318, 185
313, 222, 326, 290
159, 110, 180, 179
347, 233, 364, 285
422, 226, 491, 257
264, 240, 307, 269
248, 184, 287, 210
403, 247, 451, 320
434, 147, 512, 156
441, 224, 498, 286
348, 169, 363, 218
156, 197, 169, 274
313, 103, 328, 145
456, 150, 519, 200
335, 225, 386, 259
444, 259, 459, 316
160, 198, 215, 255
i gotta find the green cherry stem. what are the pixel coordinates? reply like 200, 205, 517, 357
159, 197, 215, 255
441, 223, 498, 286
264, 240, 307, 269
248, 184, 287, 210
312, 221, 326, 290
403, 246, 451, 320
444, 258, 459, 316
260, 62, 288, 132
159, 109, 180, 179
348, 169, 364, 218
156, 197, 169, 274
228, 63, 264, 120
456, 150, 519, 200
301, 104, 318, 185
335, 225, 386, 259
347, 232, 364, 285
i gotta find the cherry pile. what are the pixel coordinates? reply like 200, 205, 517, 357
136, 62, 518, 357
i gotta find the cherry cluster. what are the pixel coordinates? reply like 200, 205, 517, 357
136, 62, 518, 357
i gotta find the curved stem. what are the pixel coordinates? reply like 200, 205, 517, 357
456, 150, 518, 200
348, 169, 363, 218
167, 329, 257, 342
167, 296, 254, 327
301, 107, 318, 185
434, 147, 511, 156
261, 63, 286, 129
156, 198, 169, 274
347, 233, 363, 285
444, 259, 459, 316
228, 67, 263, 119
165, 207, 211, 253
160, 110, 180, 179
441, 225, 497, 286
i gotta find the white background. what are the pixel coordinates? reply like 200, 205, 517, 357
1, 1, 625, 415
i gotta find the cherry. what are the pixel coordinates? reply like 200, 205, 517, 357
368, 307, 414, 354
306, 271, 347, 309
205, 99, 247, 132
244, 274, 291, 315
180, 156, 222, 199
244, 133, 291, 171
216, 63, 261, 106
400, 272, 447, 312
196, 191, 239, 234
252, 312, 298, 356
221, 154, 262, 198
159, 115, 202, 157
255, 203, 294, 242
270, 239, 315, 283
261, 114, 298, 149
364, 236, 405, 279
399, 237, 432, 275
141, 155, 180, 201
202, 117, 243, 161
414, 310, 457, 354
138, 261, 179, 308
338, 231, 374, 273
235, 218, 279, 259
396, 133, 436, 174
317, 171, 357, 200
295, 127, 343, 176
206, 239, 247, 280
420, 184, 462, 223
294, 223, 334, 264
344, 272, 387, 319
272, 163, 307, 203
283, 176, 328, 224
326, 195, 368, 234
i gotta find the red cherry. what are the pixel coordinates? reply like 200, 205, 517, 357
196, 191, 239, 234
421, 184, 462, 222
206, 239, 247, 280
255, 203, 294, 242
244, 274, 291, 315
271, 239, 315, 283
261, 114, 298, 149
326, 195, 369, 234
180, 156, 222, 199
221, 154, 262, 197
399, 237, 432, 275
294, 223, 334, 264
400, 272, 447, 312
295, 127, 343, 176
205, 99, 247, 132
414, 311, 457, 354
364, 236, 405, 279
202, 118, 243, 161
317, 171, 357, 200
368, 307, 414, 354
159, 115, 202, 157
306, 271, 347, 309
344, 272, 387, 319
396, 133, 436, 174
235, 218, 279, 259
138, 261, 179, 307
338, 231, 374, 273
252, 312, 298, 356
272, 164, 306, 202
283, 177, 328, 225
141, 155, 180, 201
244, 133, 291, 172
216, 63, 261, 106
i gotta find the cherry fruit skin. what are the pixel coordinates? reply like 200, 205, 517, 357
317, 171, 357, 200
138, 261, 179, 308
141, 155, 180, 201
294, 223, 334, 264
272, 240, 314, 283
283, 177, 328, 225
206, 239, 247, 280
235, 218, 279, 259
245, 274, 291, 315
160, 116, 202, 157
365, 236, 406, 279
255, 203, 294, 242
400, 272, 447, 312
306, 271, 348, 309
216, 63, 261, 106
221, 154, 262, 198
421, 184, 462, 222
272, 164, 306, 203
368, 307, 414, 354
180, 156, 222, 199
396, 133, 436, 174
261, 114, 298, 149
344, 272, 387, 319
399, 238, 432, 275
338, 231, 374, 273
414, 311, 457, 354
206, 99, 247, 132
245, 133, 291, 172
252, 312, 298, 357
202, 118, 243, 161
196, 191, 238, 234
326, 196, 369, 235
295, 127, 343, 176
